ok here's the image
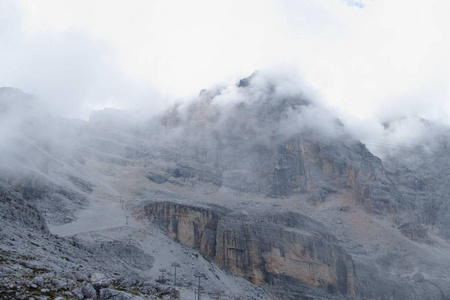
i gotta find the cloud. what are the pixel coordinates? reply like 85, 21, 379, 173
157, 69, 346, 150
1, 0, 449, 126
264, 0, 450, 124
0, 0, 163, 119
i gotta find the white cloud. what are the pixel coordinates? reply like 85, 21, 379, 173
1, 0, 163, 119
0, 0, 448, 123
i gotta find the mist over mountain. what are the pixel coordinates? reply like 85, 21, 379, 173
1, 72, 450, 299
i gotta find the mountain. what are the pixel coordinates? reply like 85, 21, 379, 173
1, 74, 450, 299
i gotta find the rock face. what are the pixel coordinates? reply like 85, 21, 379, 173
143, 201, 355, 297
215, 211, 355, 295
142, 201, 229, 260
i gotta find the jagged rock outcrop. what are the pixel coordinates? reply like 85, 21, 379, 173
142, 201, 355, 297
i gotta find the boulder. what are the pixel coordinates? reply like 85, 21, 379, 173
81, 281, 97, 300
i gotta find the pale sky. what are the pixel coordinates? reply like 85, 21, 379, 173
1, 0, 449, 121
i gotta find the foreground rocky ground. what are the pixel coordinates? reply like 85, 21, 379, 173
0, 182, 180, 300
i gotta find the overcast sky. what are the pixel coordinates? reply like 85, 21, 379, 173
1, 0, 449, 121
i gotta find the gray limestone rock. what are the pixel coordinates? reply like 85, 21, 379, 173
413, 273, 425, 282
81, 281, 97, 300
145, 171, 168, 184
99, 288, 136, 300
33, 276, 45, 287
72, 288, 85, 299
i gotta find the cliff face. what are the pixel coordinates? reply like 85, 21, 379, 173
215, 211, 355, 295
142, 201, 228, 259
268, 137, 397, 215
153, 133, 399, 216
143, 201, 355, 296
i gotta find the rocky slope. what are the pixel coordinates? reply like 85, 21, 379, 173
0, 182, 179, 300
2, 73, 450, 300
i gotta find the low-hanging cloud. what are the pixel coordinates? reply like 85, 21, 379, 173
3, 0, 450, 126
155, 68, 450, 164
1, 0, 450, 164
0, 0, 163, 120
155, 68, 346, 150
